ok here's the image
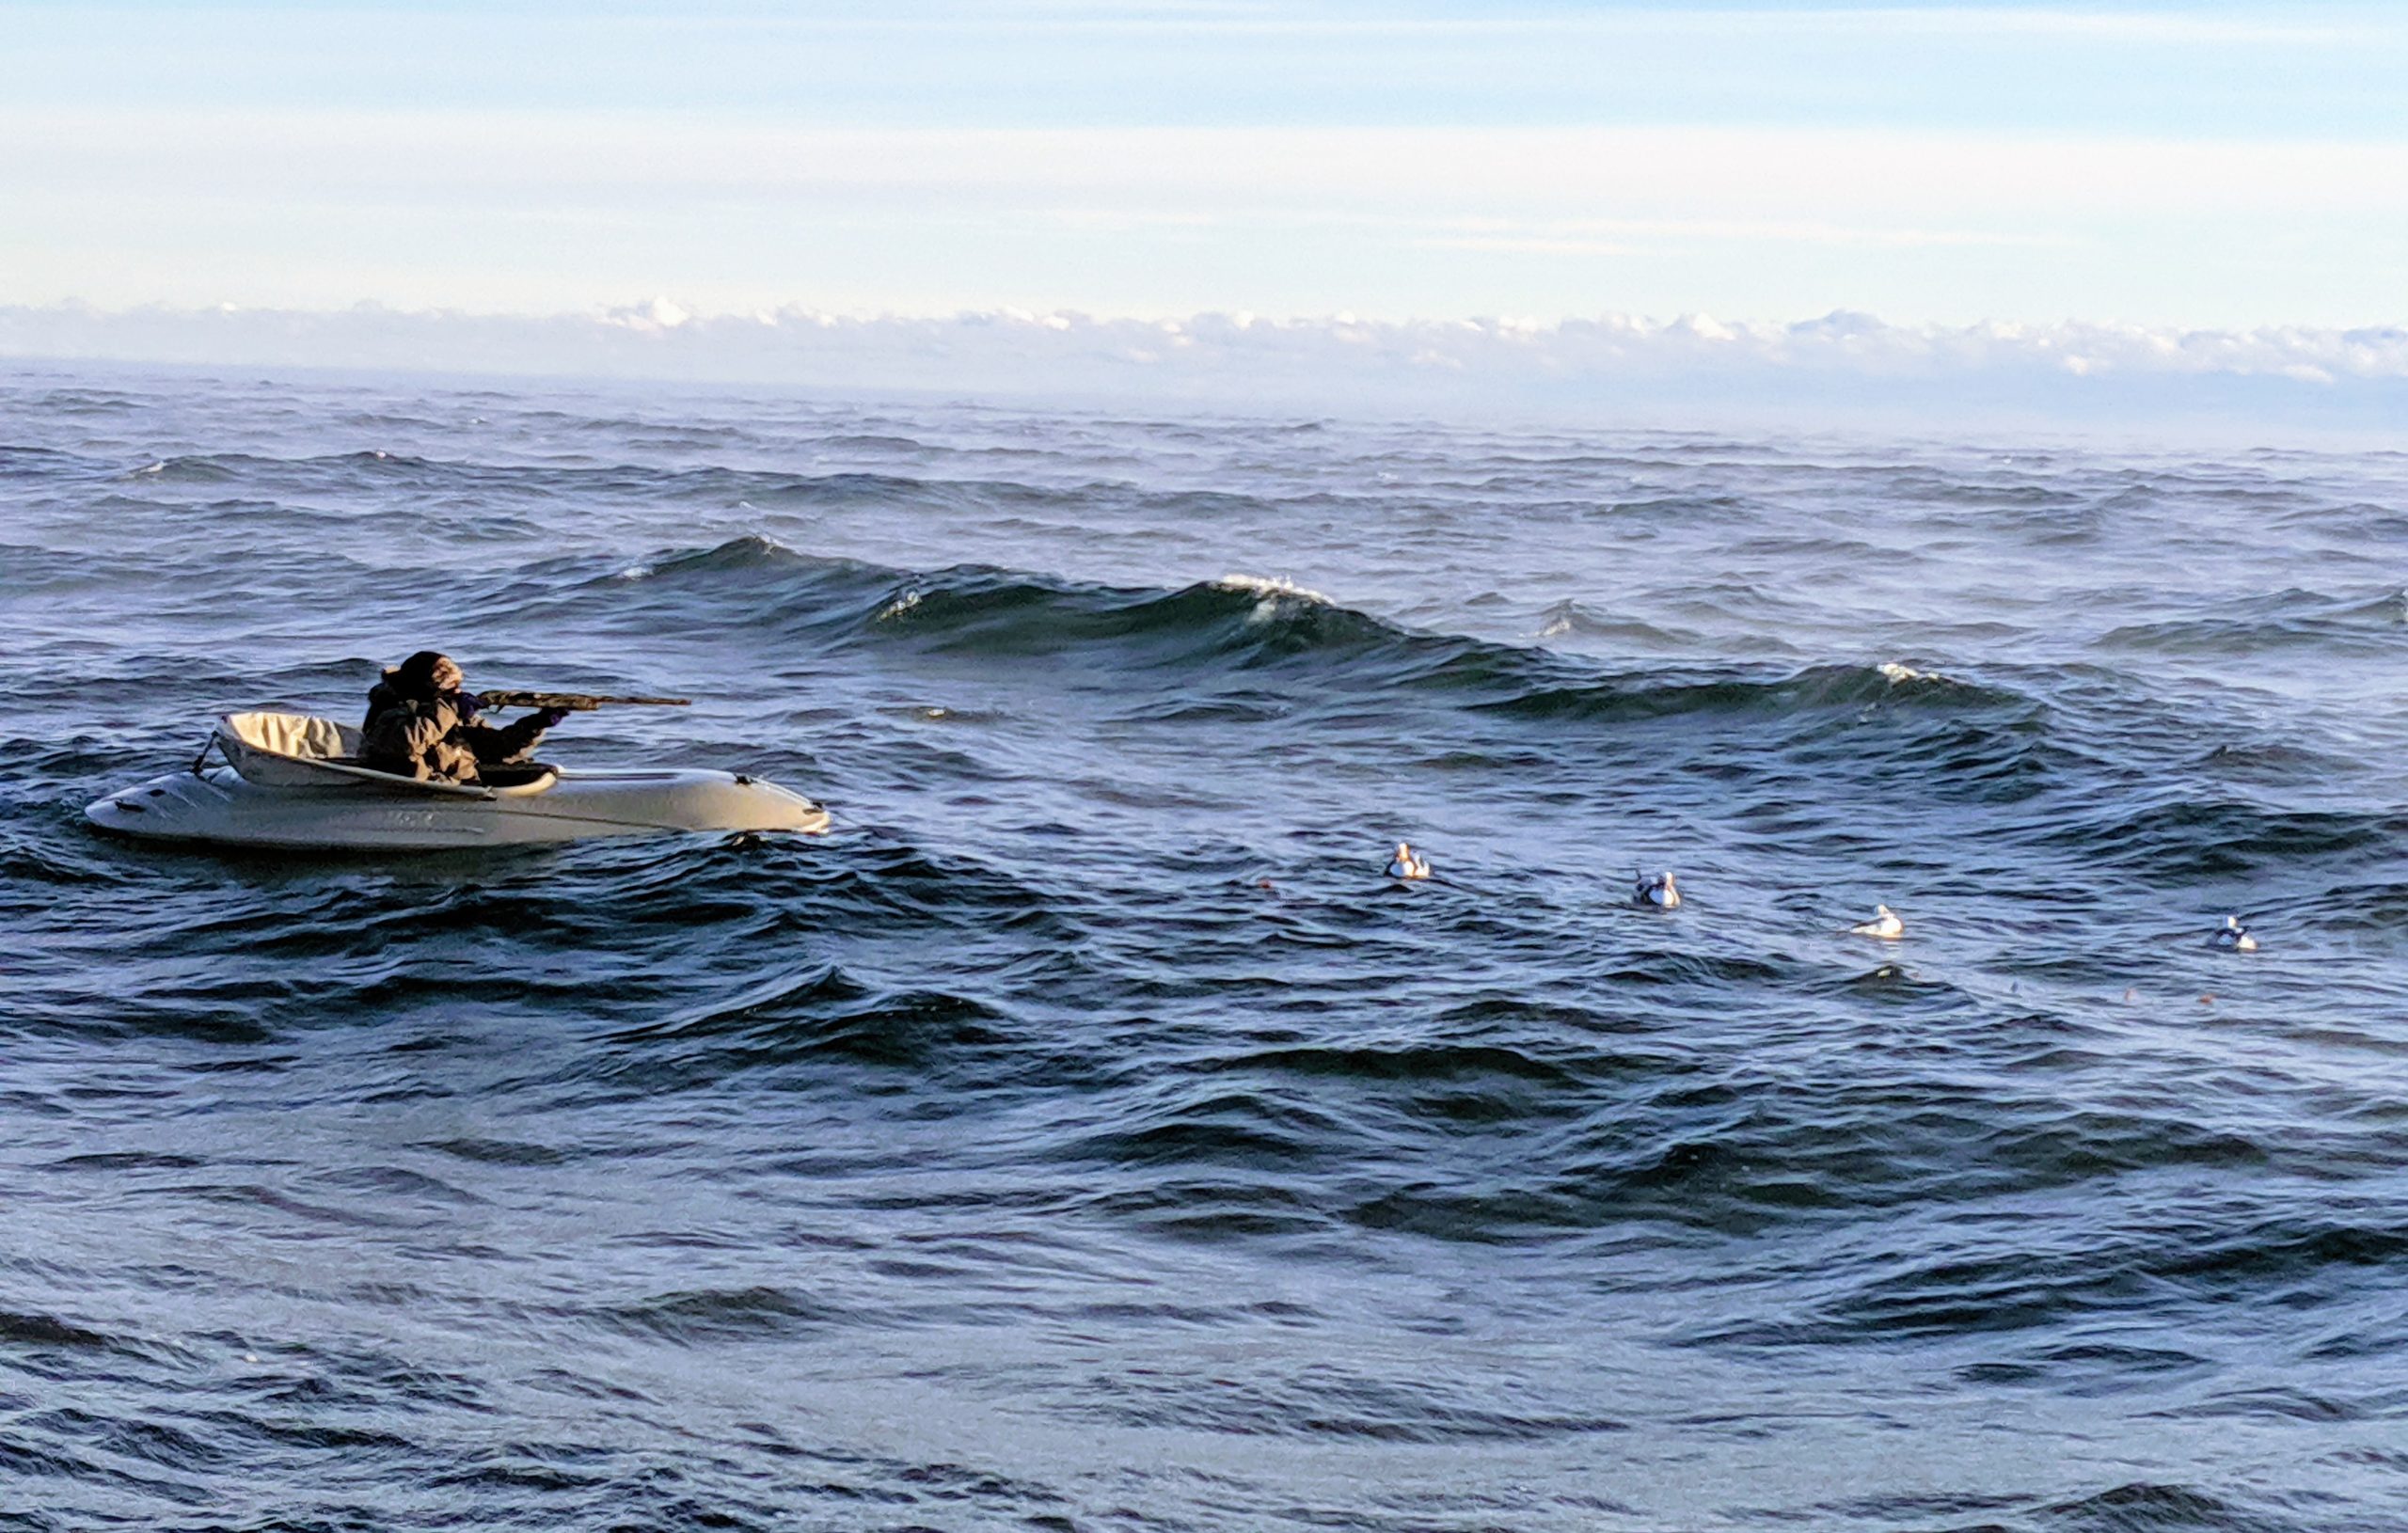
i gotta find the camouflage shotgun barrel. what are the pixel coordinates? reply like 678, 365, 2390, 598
475, 690, 691, 711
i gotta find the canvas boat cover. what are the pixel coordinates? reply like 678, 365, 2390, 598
212, 712, 555, 797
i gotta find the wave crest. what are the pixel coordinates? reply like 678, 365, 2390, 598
580, 537, 2036, 735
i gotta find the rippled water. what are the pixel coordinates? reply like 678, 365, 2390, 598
6, 367, 2408, 1531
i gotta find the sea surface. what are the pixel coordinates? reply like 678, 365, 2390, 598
5, 367, 2408, 1532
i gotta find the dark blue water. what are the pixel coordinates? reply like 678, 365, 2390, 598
7, 367, 2408, 1531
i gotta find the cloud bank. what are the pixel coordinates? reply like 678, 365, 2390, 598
6, 301, 2404, 437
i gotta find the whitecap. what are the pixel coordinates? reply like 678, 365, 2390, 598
1216, 573, 1332, 627
1214, 573, 1333, 605
876, 590, 924, 622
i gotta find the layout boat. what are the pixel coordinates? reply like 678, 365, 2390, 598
87, 711, 830, 850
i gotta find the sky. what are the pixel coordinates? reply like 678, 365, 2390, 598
4, 0, 2406, 332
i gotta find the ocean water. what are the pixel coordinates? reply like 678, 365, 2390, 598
5, 367, 2408, 1532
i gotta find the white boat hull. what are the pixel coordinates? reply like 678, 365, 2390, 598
87, 765, 830, 850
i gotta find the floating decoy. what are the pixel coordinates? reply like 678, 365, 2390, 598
1848, 904, 1905, 940
1635, 870, 1680, 909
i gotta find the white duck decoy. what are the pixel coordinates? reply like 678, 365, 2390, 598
1634, 870, 1680, 909
2212, 914, 2258, 952
1386, 842, 1433, 880
1848, 903, 1905, 940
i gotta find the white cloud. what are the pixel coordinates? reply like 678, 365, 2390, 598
601, 296, 694, 333
6, 301, 2403, 437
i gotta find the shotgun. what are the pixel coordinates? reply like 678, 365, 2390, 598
475, 690, 691, 712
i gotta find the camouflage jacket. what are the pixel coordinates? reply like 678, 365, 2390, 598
358, 683, 549, 784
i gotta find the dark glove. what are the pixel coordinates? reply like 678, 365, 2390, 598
448, 690, 483, 721
536, 707, 572, 728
